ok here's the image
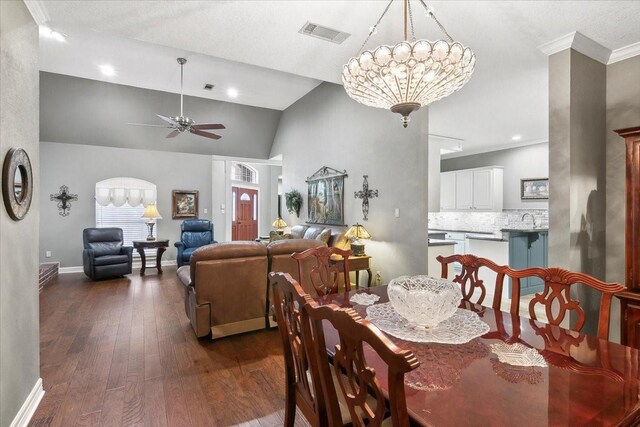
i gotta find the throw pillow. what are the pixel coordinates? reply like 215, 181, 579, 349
269, 231, 292, 242
316, 228, 331, 244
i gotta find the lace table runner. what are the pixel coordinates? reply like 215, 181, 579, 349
349, 292, 380, 306
366, 302, 490, 344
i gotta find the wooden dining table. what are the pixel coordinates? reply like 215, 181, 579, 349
316, 285, 640, 426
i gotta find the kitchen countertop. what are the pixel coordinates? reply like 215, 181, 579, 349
501, 228, 549, 233
428, 239, 456, 246
465, 233, 507, 242
428, 228, 495, 234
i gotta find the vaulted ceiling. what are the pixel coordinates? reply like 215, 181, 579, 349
34, 0, 640, 155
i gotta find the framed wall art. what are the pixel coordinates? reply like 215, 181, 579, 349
172, 190, 199, 219
521, 178, 549, 200
306, 166, 347, 226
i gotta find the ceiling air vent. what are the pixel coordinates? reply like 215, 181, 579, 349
203, 83, 215, 90
299, 21, 350, 44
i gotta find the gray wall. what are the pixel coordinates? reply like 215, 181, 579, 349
40, 142, 213, 267
0, 2, 41, 425
40, 72, 282, 159
427, 140, 441, 212
548, 49, 607, 336
441, 142, 549, 210
270, 82, 429, 284
605, 55, 640, 343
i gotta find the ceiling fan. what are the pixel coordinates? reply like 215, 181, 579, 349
129, 57, 226, 140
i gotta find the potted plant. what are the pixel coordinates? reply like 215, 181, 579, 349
285, 189, 303, 218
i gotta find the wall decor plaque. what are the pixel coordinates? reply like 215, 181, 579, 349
306, 166, 347, 226
2, 147, 34, 221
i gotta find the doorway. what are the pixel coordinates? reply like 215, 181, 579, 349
232, 187, 258, 241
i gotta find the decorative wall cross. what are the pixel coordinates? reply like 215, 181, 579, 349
354, 175, 378, 221
50, 185, 78, 217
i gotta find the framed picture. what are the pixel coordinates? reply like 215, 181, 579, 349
306, 166, 347, 226
521, 178, 549, 200
172, 190, 199, 219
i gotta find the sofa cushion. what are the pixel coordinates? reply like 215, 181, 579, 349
303, 226, 325, 240
86, 241, 122, 257
181, 247, 198, 261
269, 231, 292, 242
316, 228, 332, 244
190, 241, 268, 284
266, 238, 326, 256
183, 231, 212, 248
94, 254, 129, 266
289, 225, 308, 239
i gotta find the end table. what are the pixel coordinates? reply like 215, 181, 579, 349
133, 239, 169, 276
330, 255, 372, 288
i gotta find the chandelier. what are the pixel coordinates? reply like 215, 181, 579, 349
342, 0, 476, 127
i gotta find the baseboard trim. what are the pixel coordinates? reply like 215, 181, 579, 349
60, 259, 177, 274
10, 378, 44, 427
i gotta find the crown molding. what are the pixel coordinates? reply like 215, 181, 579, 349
23, 0, 49, 25
538, 31, 609, 64
609, 41, 640, 64
539, 31, 640, 65
441, 139, 548, 160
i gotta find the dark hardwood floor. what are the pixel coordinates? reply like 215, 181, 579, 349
30, 267, 310, 427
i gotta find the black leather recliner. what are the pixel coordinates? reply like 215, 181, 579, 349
83, 228, 133, 280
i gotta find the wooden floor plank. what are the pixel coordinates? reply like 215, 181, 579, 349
31, 268, 309, 427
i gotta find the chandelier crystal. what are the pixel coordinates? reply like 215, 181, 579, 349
342, 0, 476, 127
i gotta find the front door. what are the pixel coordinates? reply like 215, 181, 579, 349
232, 187, 258, 241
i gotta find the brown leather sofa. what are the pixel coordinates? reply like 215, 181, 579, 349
289, 224, 350, 249
178, 238, 333, 339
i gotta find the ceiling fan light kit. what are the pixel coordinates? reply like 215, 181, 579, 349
342, 0, 476, 127
129, 57, 226, 140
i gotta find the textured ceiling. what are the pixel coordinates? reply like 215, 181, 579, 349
36, 0, 640, 154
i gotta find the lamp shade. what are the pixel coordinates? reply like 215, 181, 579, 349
272, 218, 287, 229
346, 223, 371, 240
141, 203, 162, 220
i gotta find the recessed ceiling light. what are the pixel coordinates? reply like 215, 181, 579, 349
227, 88, 238, 98
99, 64, 116, 77
40, 26, 67, 42
511, 135, 522, 141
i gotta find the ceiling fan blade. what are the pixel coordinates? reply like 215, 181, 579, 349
190, 128, 221, 140
166, 130, 180, 138
156, 114, 178, 126
191, 123, 226, 130
127, 123, 172, 128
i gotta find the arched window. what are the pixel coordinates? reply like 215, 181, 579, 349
95, 178, 158, 246
231, 162, 258, 184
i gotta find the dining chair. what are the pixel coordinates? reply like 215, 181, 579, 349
505, 266, 625, 341
292, 246, 352, 296
437, 254, 509, 311
304, 301, 420, 427
269, 271, 330, 427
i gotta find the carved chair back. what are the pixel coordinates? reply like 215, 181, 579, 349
270, 272, 329, 426
437, 254, 509, 311
292, 246, 352, 296
505, 267, 625, 340
304, 302, 420, 427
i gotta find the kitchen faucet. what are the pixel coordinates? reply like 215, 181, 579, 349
521, 213, 538, 228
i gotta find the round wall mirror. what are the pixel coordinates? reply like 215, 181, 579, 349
14, 165, 25, 202
2, 148, 33, 220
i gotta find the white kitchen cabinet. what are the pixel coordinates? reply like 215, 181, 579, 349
440, 166, 503, 211
455, 170, 473, 210
440, 172, 457, 210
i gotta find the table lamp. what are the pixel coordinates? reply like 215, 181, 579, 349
272, 217, 287, 235
141, 203, 162, 241
345, 223, 371, 256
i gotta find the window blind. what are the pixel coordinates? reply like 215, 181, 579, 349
95, 202, 157, 254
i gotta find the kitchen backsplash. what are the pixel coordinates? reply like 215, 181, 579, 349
428, 209, 549, 234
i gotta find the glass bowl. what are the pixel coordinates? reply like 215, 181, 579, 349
387, 275, 462, 328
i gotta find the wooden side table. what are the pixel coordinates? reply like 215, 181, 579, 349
331, 255, 372, 288
133, 239, 169, 276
